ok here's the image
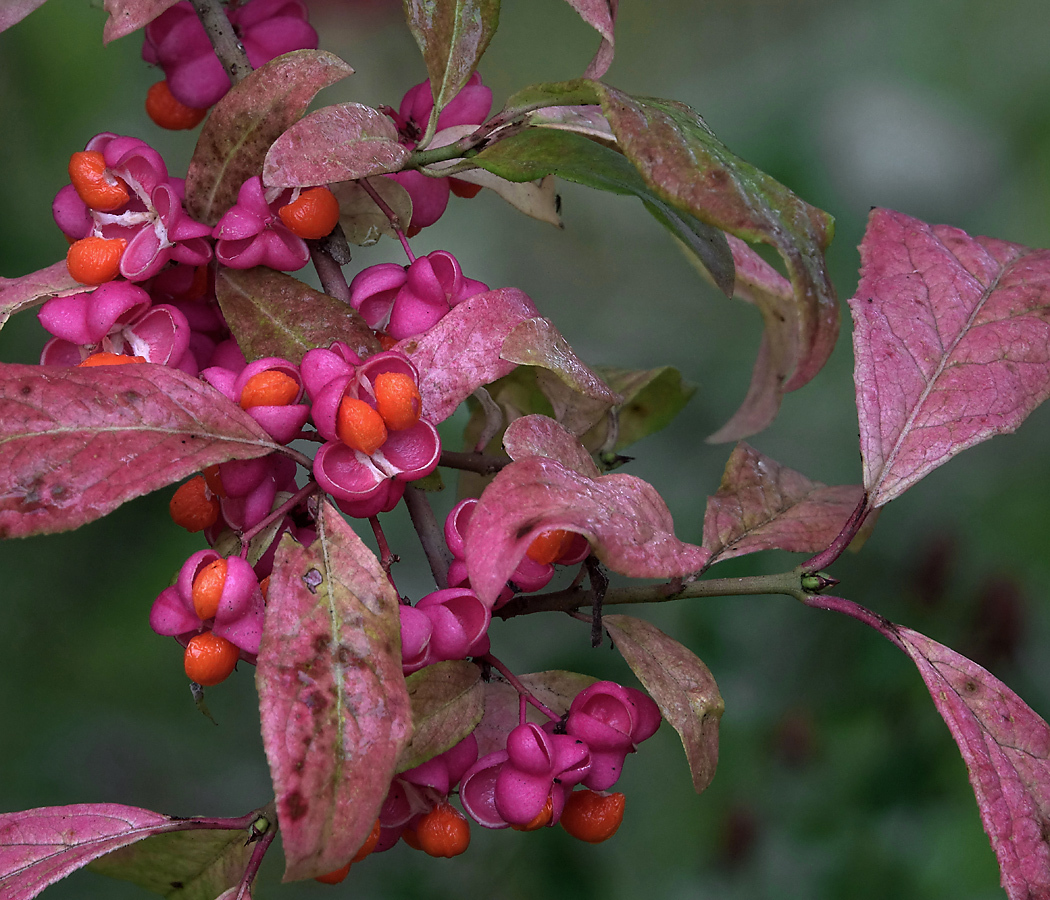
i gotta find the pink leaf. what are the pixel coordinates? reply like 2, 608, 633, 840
853, 208, 1050, 508
0, 803, 180, 900
500, 318, 620, 435
257, 500, 411, 881
702, 442, 865, 566
186, 51, 354, 225
465, 456, 709, 606
262, 104, 409, 190
0, 0, 50, 33
0, 262, 81, 333
0, 363, 277, 538
101, 0, 179, 42
396, 660, 484, 773
503, 414, 601, 477
403, 0, 499, 122
603, 615, 722, 793
395, 287, 539, 424
561, 0, 618, 79
896, 627, 1050, 899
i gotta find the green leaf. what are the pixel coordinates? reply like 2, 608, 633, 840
397, 661, 484, 772
185, 50, 354, 224
89, 812, 267, 900
587, 365, 696, 451
403, 0, 500, 131
215, 267, 380, 365
473, 127, 735, 296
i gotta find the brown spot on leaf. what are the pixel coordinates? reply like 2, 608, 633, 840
336, 644, 352, 665
313, 634, 329, 655
285, 791, 309, 821
304, 690, 329, 713
20, 385, 31, 396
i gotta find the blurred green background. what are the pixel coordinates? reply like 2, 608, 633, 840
3, 0, 1050, 897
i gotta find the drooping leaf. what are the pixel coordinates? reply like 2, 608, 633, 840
560, 0, 617, 79
445, 171, 562, 227
262, 104, 410, 189
703, 236, 804, 442
473, 125, 735, 298
396, 661, 484, 773
395, 287, 539, 424
215, 267, 379, 365
603, 615, 723, 793
473, 671, 597, 756
503, 414, 600, 477
332, 177, 414, 246
702, 442, 865, 566
89, 808, 268, 900
585, 365, 696, 451
852, 208, 1050, 509
0, 803, 184, 900
465, 456, 709, 606
500, 318, 620, 435
0, 0, 49, 33
101, 0, 178, 41
257, 501, 411, 881
591, 85, 838, 394
896, 627, 1050, 900
402, 0, 500, 126
185, 51, 354, 224
0, 261, 81, 333
0, 363, 277, 539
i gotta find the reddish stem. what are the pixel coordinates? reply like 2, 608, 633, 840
369, 514, 399, 591
801, 493, 870, 574
358, 178, 415, 262
482, 653, 561, 723
239, 482, 318, 551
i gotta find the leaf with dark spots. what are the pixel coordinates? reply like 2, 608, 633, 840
403, 0, 500, 125
395, 287, 539, 424
396, 661, 484, 773
0, 261, 81, 333
256, 501, 411, 881
465, 456, 708, 606
89, 805, 272, 900
262, 104, 409, 189
185, 51, 354, 224
852, 208, 1050, 509
474, 125, 736, 297
0, 364, 277, 539
702, 443, 865, 566
0, 803, 190, 900
101, 0, 178, 41
215, 267, 379, 365
500, 318, 620, 435
589, 85, 838, 398
604, 615, 722, 793
473, 671, 597, 756
503, 414, 600, 477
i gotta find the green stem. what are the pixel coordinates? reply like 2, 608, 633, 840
496, 567, 814, 619
406, 140, 478, 169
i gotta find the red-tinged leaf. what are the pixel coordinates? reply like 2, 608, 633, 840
702, 442, 865, 566
895, 627, 1050, 900
101, 0, 178, 42
473, 671, 597, 757
395, 287, 539, 424
561, 0, 617, 79
0, 0, 49, 33
262, 104, 409, 190
0, 803, 183, 900
332, 177, 414, 246
0, 262, 81, 333
89, 808, 268, 900
500, 317, 620, 435
396, 661, 484, 773
215, 267, 379, 365
603, 614, 722, 793
403, 0, 500, 127
465, 456, 709, 606
590, 85, 838, 394
185, 51, 354, 224
0, 363, 277, 539
503, 414, 600, 477
852, 208, 1050, 509
257, 500, 411, 881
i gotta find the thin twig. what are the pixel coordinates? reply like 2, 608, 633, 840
482, 653, 561, 723
403, 485, 450, 589
359, 178, 415, 261
439, 449, 510, 476
309, 237, 352, 304
188, 0, 252, 85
